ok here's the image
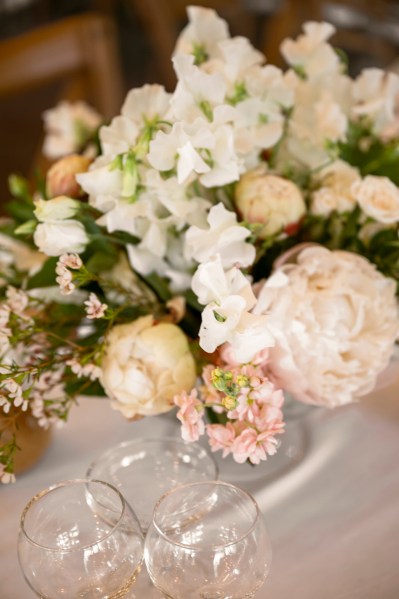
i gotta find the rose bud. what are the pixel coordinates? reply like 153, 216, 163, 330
46, 154, 91, 198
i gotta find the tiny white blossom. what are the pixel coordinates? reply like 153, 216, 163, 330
66, 358, 101, 381
0, 466, 16, 484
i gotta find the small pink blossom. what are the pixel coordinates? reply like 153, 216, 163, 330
230, 428, 265, 464
6, 286, 28, 315
174, 388, 205, 442
206, 422, 236, 457
55, 265, 75, 295
58, 253, 83, 269
84, 293, 108, 319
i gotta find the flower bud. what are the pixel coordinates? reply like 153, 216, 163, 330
34, 196, 81, 222
234, 166, 305, 238
33, 220, 89, 256
46, 154, 91, 198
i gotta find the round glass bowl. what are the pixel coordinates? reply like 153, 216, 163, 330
87, 436, 218, 533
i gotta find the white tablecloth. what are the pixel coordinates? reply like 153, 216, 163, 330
1, 371, 399, 598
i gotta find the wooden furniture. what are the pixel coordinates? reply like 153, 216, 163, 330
0, 11, 124, 120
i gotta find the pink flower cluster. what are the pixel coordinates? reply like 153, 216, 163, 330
173, 345, 285, 465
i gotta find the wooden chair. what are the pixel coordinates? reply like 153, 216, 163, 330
0, 11, 125, 204
0, 11, 124, 120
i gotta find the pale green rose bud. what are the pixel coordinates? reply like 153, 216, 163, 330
234, 166, 306, 238
34, 196, 81, 223
33, 220, 89, 256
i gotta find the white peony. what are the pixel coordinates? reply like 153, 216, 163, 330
33, 220, 89, 256
352, 175, 399, 224
254, 246, 399, 407
234, 166, 305, 237
311, 160, 360, 216
100, 315, 196, 419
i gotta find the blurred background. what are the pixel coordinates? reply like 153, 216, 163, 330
0, 0, 399, 202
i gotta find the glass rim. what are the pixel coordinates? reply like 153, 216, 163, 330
19, 478, 128, 553
151, 480, 261, 551
86, 435, 219, 479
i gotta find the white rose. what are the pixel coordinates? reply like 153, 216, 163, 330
234, 166, 305, 237
254, 246, 399, 407
100, 315, 196, 419
34, 196, 81, 222
33, 220, 89, 256
311, 160, 360, 216
352, 175, 399, 224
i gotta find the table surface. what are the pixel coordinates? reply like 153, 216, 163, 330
1, 368, 399, 599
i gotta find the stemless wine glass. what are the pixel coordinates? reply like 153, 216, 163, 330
87, 436, 219, 534
144, 480, 272, 599
18, 479, 144, 599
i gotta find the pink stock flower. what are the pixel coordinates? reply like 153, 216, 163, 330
232, 428, 281, 465
174, 388, 205, 442
206, 422, 236, 457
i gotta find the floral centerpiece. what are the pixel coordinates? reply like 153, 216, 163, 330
1, 6, 399, 482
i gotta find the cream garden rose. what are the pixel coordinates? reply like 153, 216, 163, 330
310, 160, 360, 216
352, 175, 399, 223
234, 166, 306, 238
254, 246, 399, 407
101, 315, 196, 419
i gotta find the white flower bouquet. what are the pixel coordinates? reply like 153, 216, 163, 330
1, 6, 399, 481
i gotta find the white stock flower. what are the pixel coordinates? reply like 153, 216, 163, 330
174, 5, 229, 61
254, 246, 399, 407
214, 36, 265, 90
281, 21, 339, 79
185, 202, 255, 268
101, 315, 196, 419
42, 100, 101, 159
234, 167, 305, 237
99, 115, 139, 157
76, 159, 123, 210
279, 73, 351, 169
352, 175, 399, 223
34, 196, 81, 222
311, 160, 361, 216
192, 255, 274, 361
148, 120, 212, 184
121, 84, 171, 126
352, 68, 399, 134
171, 54, 226, 122
34, 220, 89, 256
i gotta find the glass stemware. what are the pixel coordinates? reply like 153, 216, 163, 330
144, 480, 272, 599
18, 478, 144, 599
86, 436, 218, 534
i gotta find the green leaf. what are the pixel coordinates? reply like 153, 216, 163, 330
14, 220, 37, 235
26, 257, 58, 289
